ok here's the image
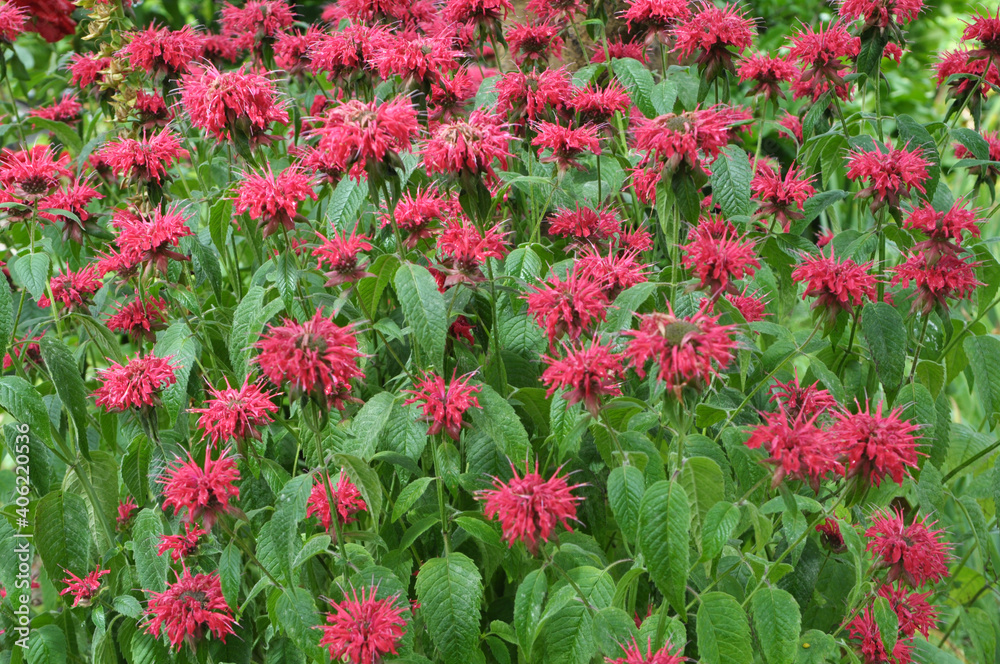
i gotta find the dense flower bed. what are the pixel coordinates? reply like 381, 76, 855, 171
0, 1, 998, 663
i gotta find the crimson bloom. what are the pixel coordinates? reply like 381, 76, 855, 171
157, 523, 207, 563
840, 0, 922, 28
111, 206, 193, 276
725, 288, 768, 322
319, 587, 407, 664
533, 121, 601, 172
548, 205, 621, 243
575, 247, 649, 299
506, 21, 564, 66
962, 8, 1000, 60
180, 63, 289, 147
436, 216, 509, 284
738, 53, 799, 100
526, 270, 609, 348
93, 354, 177, 412
306, 471, 368, 530
788, 20, 860, 88
59, 568, 110, 608
672, 2, 756, 79
845, 142, 930, 211
751, 163, 816, 232
0, 1, 25, 42
371, 34, 459, 86
39, 178, 103, 243
67, 53, 111, 88
902, 199, 980, 258
221, 0, 293, 49
833, 401, 920, 487
890, 252, 981, 314
681, 217, 759, 295
935, 49, 1000, 102
144, 568, 236, 651
233, 165, 317, 237
37, 266, 102, 310
309, 98, 419, 179
746, 408, 843, 490
443, 0, 513, 28
495, 69, 573, 123
571, 82, 632, 126
404, 371, 482, 440
542, 337, 625, 416
624, 0, 691, 35
865, 509, 951, 586
117, 496, 138, 529
98, 128, 189, 185
386, 186, 460, 247
105, 297, 169, 343
161, 449, 241, 529
29, 94, 81, 125
312, 230, 374, 285
189, 378, 278, 446
877, 583, 937, 638
0, 145, 71, 201
607, 638, 685, 664
791, 250, 877, 323
255, 309, 365, 409
478, 461, 584, 552
633, 105, 751, 174
120, 25, 204, 77
954, 129, 1000, 184
423, 111, 512, 180
847, 607, 913, 664
769, 374, 838, 419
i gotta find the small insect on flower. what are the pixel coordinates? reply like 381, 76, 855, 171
233, 165, 317, 237
143, 568, 237, 651
307, 471, 368, 530
189, 378, 278, 446
542, 337, 625, 417
93, 354, 177, 412
60, 567, 110, 608
404, 370, 482, 440
161, 448, 241, 529
478, 461, 585, 553
157, 523, 207, 563
319, 587, 408, 664
865, 508, 951, 587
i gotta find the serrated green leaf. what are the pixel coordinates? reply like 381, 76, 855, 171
701, 501, 740, 562
0, 376, 52, 446
219, 542, 242, 609
334, 453, 384, 529
697, 591, 752, 664
12, 253, 49, 300
896, 114, 940, 200
229, 286, 284, 378
416, 553, 483, 664
121, 435, 150, 503
680, 456, 724, 534
963, 335, 1000, 426
608, 465, 644, 545
752, 587, 801, 664
113, 595, 142, 619
392, 476, 434, 522
27, 624, 67, 664
395, 263, 448, 371
710, 145, 753, 217
639, 480, 690, 618
468, 383, 531, 464
154, 322, 200, 427
39, 336, 88, 455
871, 596, 898, 656
861, 302, 906, 391
612, 58, 655, 118
514, 569, 547, 655
34, 490, 91, 580
133, 509, 167, 593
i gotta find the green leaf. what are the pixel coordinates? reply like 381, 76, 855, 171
394, 263, 448, 371
28, 117, 82, 155
700, 501, 740, 562
392, 477, 434, 522
801, 190, 848, 225
0, 376, 52, 446
11, 253, 49, 300
680, 456, 724, 534
113, 595, 143, 619
34, 490, 91, 580
860, 302, 906, 391
639, 480, 690, 618
896, 114, 940, 200
208, 197, 233, 254
219, 542, 242, 609
121, 435, 150, 503
751, 587, 801, 664
612, 58, 655, 118
514, 569, 547, 655
468, 384, 531, 464
64, 450, 118, 550
855, 28, 889, 81
416, 553, 483, 664
710, 145, 753, 217
608, 465, 644, 545
697, 592, 753, 664
39, 336, 88, 455
27, 624, 67, 664
796, 629, 837, 664
326, 175, 366, 230
350, 391, 395, 460
871, 596, 898, 656
541, 567, 613, 664
963, 335, 1000, 426
154, 322, 200, 427
229, 286, 284, 378
952, 128, 991, 161
270, 586, 324, 659
256, 474, 311, 583
0, 274, 11, 363
132, 508, 168, 593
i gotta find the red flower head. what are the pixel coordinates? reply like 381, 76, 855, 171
533, 121, 601, 172
548, 205, 621, 243
624, 304, 736, 396
133, 90, 173, 129
777, 112, 804, 143
201, 33, 243, 65
220, 0, 294, 50
120, 25, 204, 77
3, 332, 43, 371
633, 105, 751, 174
890, 252, 981, 315
308, 24, 379, 84
180, 63, 289, 147
161, 448, 241, 529
902, 199, 981, 258
443, 0, 513, 27
877, 583, 937, 638
746, 408, 843, 491
478, 461, 584, 552
429, 69, 478, 121
309, 98, 419, 180
255, 309, 365, 409
571, 82, 632, 126
575, 246, 650, 300
106, 296, 169, 343
93, 354, 177, 412
371, 34, 459, 87
624, 0, 692, 35
607, 638, 685, 664
274, 27, 324, 75
117, 496, 138, 529
233, 165, 317, 237
307, 471, 367, 530
436, 216, 509, 284
542, 337, 624, 416
8, 0, 75, 43
59, 567, 110, 608
190, 378, 278, 446
157, 523, 207, 563
866, 509, 950, 586
738, 53, 799, 100
98, 128, 189, 185
0, 144, 71, 200
319, 587, 407, 664
29, 94, 81, 125
111, 206, 193, 276
526, 270, 609, 348
791, 249, 877, 323
962, 8, 1000, 60
769, 374, 838, 419
681, 217, 760, 296
312, 229, 374, 286
840, 0, 922, 29
935, 49, 1000, 100
788, 20, 860, 88
847, 607, 913, 664
816, 518, 846, 551
506, 21, 564, 66
672, 2, 756, 80
0, 2, 25, 42
386, 186, 460, 247
144, 568, 236, 651
725, 288, 768, 322
37, 266, 102, 310
422, 111, 512, 179
404, 370, 482, 440
591, 39, 649, 63
846, 142, 930, 212
67, 53, 111, 88
833, 400, 920, 487
495, 69, 573, 123
751, 163, 816, 232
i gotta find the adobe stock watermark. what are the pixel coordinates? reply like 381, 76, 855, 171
10, 422, 32, 649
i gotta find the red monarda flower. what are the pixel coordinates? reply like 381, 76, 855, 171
157, 523, 207, 563
672, 2, 756, 79
778, 112, 804, 143
533, 121, 601, 172
845, 142, 930, 211
865, 509, 951, 586
180, 63, 289, 146
37, 266, 102, 310
526, 0, 584, 20
274, 27, 324, 75
542, 337, 624, 416
319, 587, 407, 664
506, 21, 564, 66
312, 230, 374, 285
220, 0, 294, 50
548, 205, 621, 243
132, 91, 171, 128
495, 69, 573, 123
961, 8, 1000, 60
791, 250, 877, 322
526, 271, 609, 348
93, 354, 177, 412
436, 216, 509, 284
39, 177, 103, 243
306, 471, 367, 530
624, 305, 736, 395
309, 98, 419, 179
746, 408, 843, 491
0, 145, 71, 200
788, 20, 860, 88
404, 370, 482, 440
371, 34, 459, 86
117, 496, 138, 529
846, 607, 913, 664
0, 1, 25, 42
571, 82, 632, 126
386, 186, 460, 247
161, 449, 241, 528
111, 206, 193, 276
608, 638, 685, 664
891, 252, 981, 314
833, 401, 920, 487
478, 462, 584, 552
769, 374, 838, 419
3, 332, 43, 371
840, 0, 922, 28
624, 0, 692, 34
67, 53, 111, 88
98, 128, 189, 185
233, 165, 317, 237
254, 309, 364, 409
190, 378, 278, 445
902, 199, 980, 258
725, 288, 768, 322
59, 567, 110, 608
429, 69, 478, 120
119, 25, 204, 77
590, 39, 649, 64
877, 583, 937, 638
633, 105, 751, 174
738, 53, 799, 100
308, 25, 379, 84
29, 94, 81, 124
144, 568, 236, 651
422, 111, 512, 179
443, 0, 513, 27
106, 296, 169, 342
935, 49, 1000, 99
681, 218, 759, 296
751, 163, 816, 232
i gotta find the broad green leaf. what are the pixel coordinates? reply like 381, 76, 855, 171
63, 450, 118, 550
256, 474, 311, 583
700, 501, 740, 562
0, 376, 52, 445
39, 336, 89, 455
208, 197, 232, 254
113, 595, 142, 619
639, 480, 690, 618
751, 587, 801, 664
154, 322, 200, 427
896, 114, 940, 200
697, 592, 752, 664
394, 263, 448, 370
871, 596, 898, 656
952, 128, 991, 160
270, 586, 324, 659
514, 569, 547, 655
29, 117, 82, 154
27, 624, 67, 664
861, 302, 906, 391
468, 384, 531, 464
416, 553, 483, 664
796, 629, 837, 664
229, 286, 284, 378
710, 145, 753, 217
541, 567, 614, 664
963, 335, 1000, 426
335, 453, 384, 529
326, 175, 366, 230
612, 58, 655, 118
34, 491, 91, 580
11, 253, 49, 300
219, 542, 242, 609
392, 476, 434, 522
132, 508, 168, 593
350, 391, 395, 460
608, 465, 644, 545
121, 435, 150, 503
680, 456, 724, 534
801, 190, 848, 224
